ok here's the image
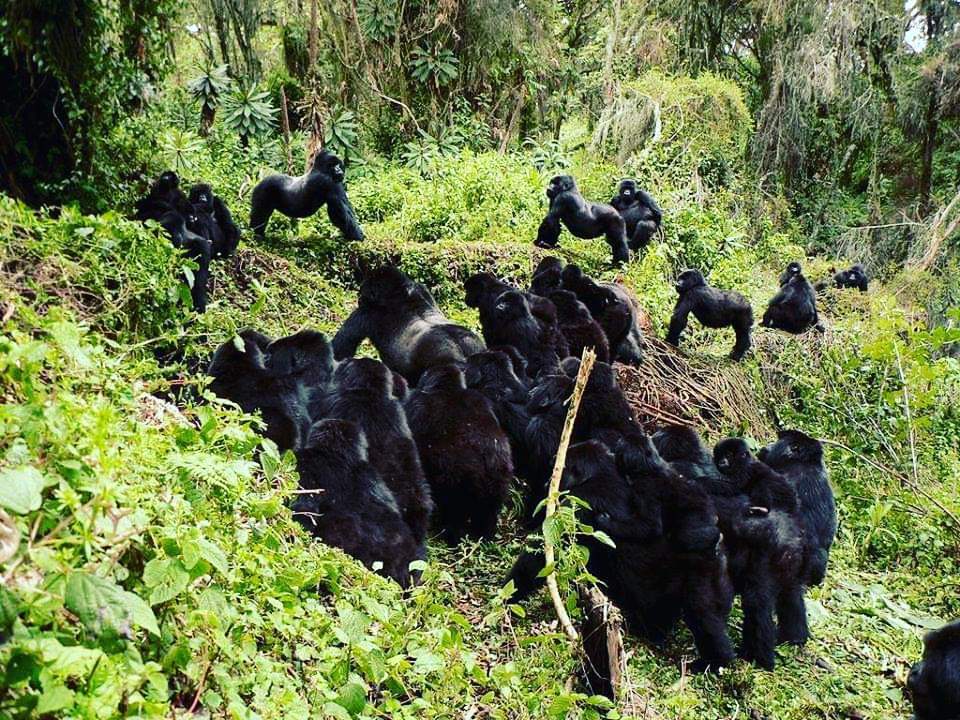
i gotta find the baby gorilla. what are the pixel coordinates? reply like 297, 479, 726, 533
759, 430, 836, 587
610, 179, 663, 251
908, 619, 960, 720
249, 149, 363, 241
315, 358, 434, 551
713, 438, 807, 668
535, 175, 630, 265
187, 183, 240, 259
333, 265, 485, 384
761, 262, 821, 334
666, 269, 753, 361
404, 364, 513, 545
529, 256, 564, 297
547, 289, 610, 363
292, 419, 419, 587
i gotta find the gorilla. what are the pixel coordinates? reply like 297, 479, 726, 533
560, 264, 644, 365
666, 269, 753, 361
316, 358, 434, 549
610, 179, 662, 251
908, 619, 960, 720
134, 170, 212, 312
520, 372, 575, 520
404, 364, 513, 545
333, 266, 485, 384
249, 149, 363, 241
547, 289, 611, 363
529, 256, 564, 297
188, 183, 240, 259
759, 430, 836, 587
508, 439, 736, 672
478, 290, 566, 377
535, 175, 630, 265
761, 262, 821, 334
207, 329, 335, 452
292, 419, 419, 587
713, 438, 807, 668
817, 263, 869, 293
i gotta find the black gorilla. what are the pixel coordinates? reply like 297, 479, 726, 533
207, 329, 335, 452
529, 256, 564, 297
249, 150, 363, 241
315, 358, 434, 549
333, 265, 485, 383
292, 419, 419, 587
547, 289, 611, 363
478, 290, 566, 377
908, 619, 960, 720
713, 438, 807, 668
404, 364, 513, 545
134, 170, 212, 312
535, 175, 630, 265
817, 263, 869, 292
759, 430, 836, 587
188, 183, 240, 259
761, 262, 821, 334
610, 179, 662, 251
560, 264, 644, 365
508, 439, 735, 672
520, 372, 575, 519
666, 269, 753, 361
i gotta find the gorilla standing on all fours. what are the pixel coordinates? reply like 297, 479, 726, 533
666, 269, 753, 360
249, 149, 363, 241
134, 170, 212, 312
610, 179, 663, 251
759, 430, 836, 587
332, 266, 485, 384
404, 364, 513, 545
187, 183, 240, 259
762, 262, 822, 334
816, 263, 869, 292
908, 619, 960, 720
535, 175, 630, 265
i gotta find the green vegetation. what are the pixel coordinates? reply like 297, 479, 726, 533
2, 1, 960, 718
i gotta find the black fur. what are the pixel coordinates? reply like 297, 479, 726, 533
535, 175, 630, 265
478, 290, 566, 377
666, 269, 753, 361
909, 619, 960, 720
404, 365, 513, 545
250, 150, 363, 241
610, 179, 662, 251
561, 264, 644, 365
292, 419, 419, 587
761, 263, 821, 334
332, 266, 485, 383
817, 263, 869, 292
529, 256, 564, 297
188, 183, 240, 259
548, 289, 611, 363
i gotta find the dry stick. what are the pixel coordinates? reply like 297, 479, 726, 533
543, 348, 597, 642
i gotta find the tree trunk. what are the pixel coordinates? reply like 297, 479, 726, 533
579, 587, 625, 700
919, 90, 939, 216
308, 0, 318, 70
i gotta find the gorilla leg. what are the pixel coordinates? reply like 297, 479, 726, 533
683, 574, 735, 672
776, 582, 810, 646
506, 550, 547, 602
629, 220, 657, 251
730, 319, 752, 360
605, 224, 630, 265
183, 237, 212, 313
469, 496, 502, 540
739, 574, 778, 670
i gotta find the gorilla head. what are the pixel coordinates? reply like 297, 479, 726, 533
189, 183, 215, 212
675, 269, 706, 294
332, 356, 393, 393
713, 438, 752, 475
778, 262, 803, 287
530, 256, 563, 296
464, 350, 528, 403
758, 429, 823, 467
359, 265, 425, 308
490, 290, 530, 324
908, 620, 960, 720
546, 174, 576, 200
312, 149, 345, 182
417, 363, 467, 393
155, 170, 180, 195
616, 179, 638, 204
464, 272, 505, 309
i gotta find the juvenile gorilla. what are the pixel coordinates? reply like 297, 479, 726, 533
479, 290, 566, 377
547, 289, 610, 363
292, 419, 419, 587
535, 175, 630, 265
404, 364, 513, 545
666, 269, 753, 361
333, 265, 485, 383
713, 438, 807, 668
529, 256, 564, 297
610, 179, 663, 251
759, 430, 836, 587
134, 170, 211, 312
908, 619, 960, 720
560, 264, 645, 365
188, 182, 241, 259
761, 262, 821, 334
249, 149, 363, 241
817, 263, 869, 292
315, 358, 434, 550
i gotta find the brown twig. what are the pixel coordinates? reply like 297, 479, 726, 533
543, 348, 597, 642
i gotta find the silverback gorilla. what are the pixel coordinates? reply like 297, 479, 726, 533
249, 150, 363, 241
535, 175, 630, 265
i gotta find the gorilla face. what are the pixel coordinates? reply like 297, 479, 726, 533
779, 262, 803, 286
617, 179, 638, 205
491, 291, 530, 323
676, 269, 706, 294
758, 430, 823, 467
189, 183, 214, 212
908, 620, 960, 720
156, 170, 180, 194
546, 174, 576, 200
713, 438, 752, 473
464, 272, 500, 309
313, 150, 345, 181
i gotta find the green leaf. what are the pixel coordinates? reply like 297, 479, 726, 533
197, 537, 228, 575
335, 682, 367, 716
36, 683, 75, 713
322, 702, 353, 720
143, 558, 190, 605
65, 571, 160, 638
0, 466, 46, 514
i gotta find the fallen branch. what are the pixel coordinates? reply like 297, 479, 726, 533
543, 347, 597, 641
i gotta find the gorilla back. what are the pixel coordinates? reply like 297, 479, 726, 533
250, 150, 363, 241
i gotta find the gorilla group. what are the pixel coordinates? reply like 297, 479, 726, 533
134, 170, 239, 312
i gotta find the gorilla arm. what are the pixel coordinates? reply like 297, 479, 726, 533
332, 308, 373, 360
326, 183, 365, 241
